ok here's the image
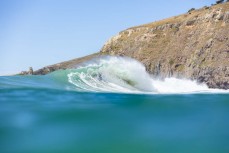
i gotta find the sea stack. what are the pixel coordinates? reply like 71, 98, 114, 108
28, 67, 33, 75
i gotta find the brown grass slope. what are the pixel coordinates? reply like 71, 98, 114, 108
100, 2, 229, 89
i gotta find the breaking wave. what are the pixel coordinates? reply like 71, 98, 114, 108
64, 56, 227, 94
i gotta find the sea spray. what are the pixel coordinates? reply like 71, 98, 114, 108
68, 56, 154, 93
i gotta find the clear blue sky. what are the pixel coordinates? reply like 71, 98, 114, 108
0, 0, 216, 75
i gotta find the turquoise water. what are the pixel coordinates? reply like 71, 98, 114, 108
0, 57, 229, 153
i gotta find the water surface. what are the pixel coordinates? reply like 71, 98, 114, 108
0, 57, 229, 153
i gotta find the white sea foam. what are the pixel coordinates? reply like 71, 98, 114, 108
67, 56, 228, 94
152, 78, 227, 94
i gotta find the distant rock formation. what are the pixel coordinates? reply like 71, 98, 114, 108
31, 53, 100, 75
20, 67, 33, 75
28, 67, 33, 75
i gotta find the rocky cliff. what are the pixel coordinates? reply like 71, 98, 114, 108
100, 3, 229, 89
24, 2, 229, 89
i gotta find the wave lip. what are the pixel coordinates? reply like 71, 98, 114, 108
67, 56, 155, 93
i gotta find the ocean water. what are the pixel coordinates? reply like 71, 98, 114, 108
0, 57, 229, 153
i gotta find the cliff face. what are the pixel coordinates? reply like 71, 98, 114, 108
100, 3, 229, 89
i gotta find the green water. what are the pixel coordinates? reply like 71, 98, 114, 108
1, 87, 229, 153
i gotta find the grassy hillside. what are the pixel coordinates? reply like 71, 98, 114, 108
100, 2, 229, 89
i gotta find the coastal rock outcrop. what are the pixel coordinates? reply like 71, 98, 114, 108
100, 3, 229, 89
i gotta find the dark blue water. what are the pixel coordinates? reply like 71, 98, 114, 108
1, 84, 229, 153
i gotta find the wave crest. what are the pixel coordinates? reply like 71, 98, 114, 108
68, 56, 154, 92
65, 56, 227, 94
